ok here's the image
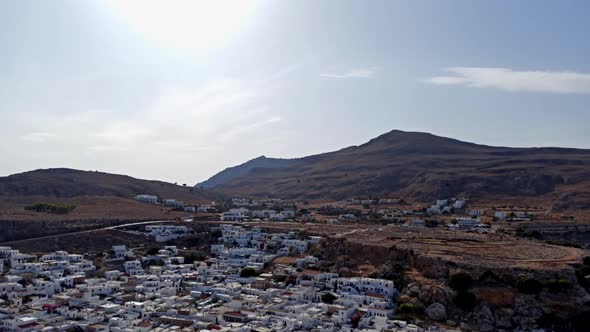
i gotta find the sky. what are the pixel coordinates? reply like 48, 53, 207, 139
1, 0, 590, 185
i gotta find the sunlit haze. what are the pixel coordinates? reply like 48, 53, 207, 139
1, 0, 589, 184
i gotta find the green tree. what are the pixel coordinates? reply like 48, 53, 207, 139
240, 267, 257, 278
453, 291, 476, 311
146, 247, 160, 256
209, 229, 222, 239
448, 271, 473, 291
397, 303, 425, 314
517, 277, 543, 295
321, 292, 337, 304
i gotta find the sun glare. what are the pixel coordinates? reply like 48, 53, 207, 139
105, 0, 259, 53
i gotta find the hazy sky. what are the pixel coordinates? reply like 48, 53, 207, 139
1, 0, 590, 184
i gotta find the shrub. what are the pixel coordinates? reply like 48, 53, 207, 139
321, 292, 337, 304
209, 229, 222, 239
145, 247, 160, 256
397, 303, 425, 314
183, 253, 206, 264
448, 271, 473, 291
546, 279, 572, 292
557, 279, 572, 290
273, 275, 287, 283
453, 291, 476, 311
425, 220, 438, 228
24, 202, 76, 214
239, 267, 257, 278
517, 277, 543, 294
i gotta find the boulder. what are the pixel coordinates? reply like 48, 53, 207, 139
495, 308, 514, 329
425, 302, 447, 321
408, 285, 421, 297
475, 302, 495, 332
418, 289, 432, 303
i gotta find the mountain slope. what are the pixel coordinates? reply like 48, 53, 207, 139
197, 156, 295, 188
198, 130, 590, 207
1, 168, 219, 203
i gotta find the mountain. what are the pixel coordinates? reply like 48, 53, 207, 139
1, 168, 219, 203
197, 156, 295, 189
197, 130, 590, 209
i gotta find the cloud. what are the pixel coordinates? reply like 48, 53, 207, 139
1, 70, 287, 183
320, 67, 377, 79
20, 132, 56, 143
87, 145, 129, 152
424, 67, 590, 94
219, 117, 282, 142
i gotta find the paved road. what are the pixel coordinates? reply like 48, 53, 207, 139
0, 220, 175, 245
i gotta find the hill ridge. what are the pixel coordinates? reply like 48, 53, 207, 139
196, 129, 590, 210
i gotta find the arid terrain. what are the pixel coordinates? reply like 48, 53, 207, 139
258, 221, 585, 275
198, 130, 590, 214
0, 168, 220, 202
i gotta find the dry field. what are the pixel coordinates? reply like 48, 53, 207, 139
0, 195, 190, 222
256, 221, 586, 272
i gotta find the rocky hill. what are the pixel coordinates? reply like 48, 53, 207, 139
198, 130, 590, 209
197, 156, 295, 189
1, 168, 219, 203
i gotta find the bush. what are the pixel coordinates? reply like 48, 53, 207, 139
24, 202, 76, 214
517, 277, 543, 295
145, 247, 160, 256
425, 220, 438, 228
183, 253, 206, 264
209, 229, 222, 239
321, 292, 337, 304
397, 303, 425, 314
453, 291, 476, 311
239, 267, 257, 278
448, 271, 473, 291
273, 275, 287, 283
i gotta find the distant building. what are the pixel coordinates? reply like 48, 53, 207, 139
134, 195, 158, 204
457, 218, 481, 229
494, 211, 507, 220
222, 208, 248, 221
453, 199, 466, 209
468, 209, 484, 217
162, 199, 184, 208
408, 219, 425, 227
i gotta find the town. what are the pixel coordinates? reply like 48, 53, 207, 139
0, 223, 465, 332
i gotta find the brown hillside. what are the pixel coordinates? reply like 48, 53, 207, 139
0, 168, 221, 204
205, 130, 590, 210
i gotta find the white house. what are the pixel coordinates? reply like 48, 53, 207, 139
222, 208, 248, 221
282, 239, 308, 253
337, 277, 395, 297
436, 199, 448, 208
135, 195, 158, 204
453, 199, 466, 209
408, 220, 425, 227
124, 261, 144, 276
163, 199, 184, 208
468, 209, 484, 217
427, 206, 441, 215
457, 218, 481, 229
494, 211, 507, 220
271, 213, 287, 222
112, 245, 129, 259
251, 210, 277, 218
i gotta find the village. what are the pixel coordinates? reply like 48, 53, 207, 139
0, 223, 465, 332
134, 195, 548, 234
0, 194, 582, 332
